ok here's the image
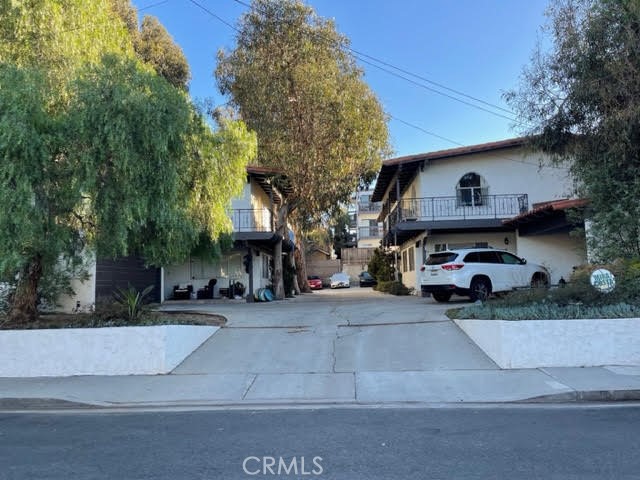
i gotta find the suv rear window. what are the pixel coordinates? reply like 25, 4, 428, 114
425, 252, 459, 265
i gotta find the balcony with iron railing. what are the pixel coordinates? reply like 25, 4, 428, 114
385, 194, 529, 232
357, 201, 382, 214
230, 208, 273, 232
358, 225, 383, 239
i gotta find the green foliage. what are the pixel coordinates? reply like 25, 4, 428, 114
216, 0, 390, 220
107, 0, 190, 89
375, 280, 412, 296
450, 259, 640, 319
113, 284, 154, 322
506, 0, 640, 260
0, 0, 133, 96
330, 210, 355, 259
216, 0, 390, 297
136, 16, 190, 89
0, 2, 256, 323
368, 247, 396, 282
448, 302, 640, 321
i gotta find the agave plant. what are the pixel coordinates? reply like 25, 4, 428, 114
113, 284, 155, 322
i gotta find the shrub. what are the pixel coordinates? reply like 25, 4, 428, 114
448, 302, 640, 320
113, 284, 154, 322
448, 259, 640, 320
368, 247, 395, 282
375, 280, 413, 296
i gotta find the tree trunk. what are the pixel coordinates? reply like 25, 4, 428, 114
273, 203, 289, 300
8, 255, 43, 325
290, 250, 301, 295
296, 236, 311, 293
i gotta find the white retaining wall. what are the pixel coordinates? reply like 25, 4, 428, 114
454, 318, 640, 368
0, 325, 218, 377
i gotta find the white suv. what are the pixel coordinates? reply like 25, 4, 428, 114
420, 248, 549, 302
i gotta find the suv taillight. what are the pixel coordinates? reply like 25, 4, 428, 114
420, 265, 426, 272
441, 264, 464, 271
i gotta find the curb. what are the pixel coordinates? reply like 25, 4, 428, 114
3, 390, 640, 412
521, 389, 640, 403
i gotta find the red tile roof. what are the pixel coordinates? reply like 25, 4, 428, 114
383, 137, 528, 167
503, 198, 588, 225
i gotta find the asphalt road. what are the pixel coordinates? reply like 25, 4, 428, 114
1, 405, 639, 479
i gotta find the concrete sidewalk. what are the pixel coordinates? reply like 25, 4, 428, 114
1, 289, 639, 409
1, 366, 640, 409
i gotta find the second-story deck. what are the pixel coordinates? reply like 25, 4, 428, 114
383, 194, 528, 244
231, 208, 273, 232
358, 225, 383, 239
230, 208, 281, 244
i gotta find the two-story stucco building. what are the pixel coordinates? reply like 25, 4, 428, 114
371, 138, 588, 292
59, 166, 288, 311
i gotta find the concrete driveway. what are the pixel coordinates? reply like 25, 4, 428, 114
159, 289, 511, 404
170, 288, 496, 375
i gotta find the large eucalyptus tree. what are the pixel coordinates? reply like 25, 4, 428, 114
216, 0, 390, 297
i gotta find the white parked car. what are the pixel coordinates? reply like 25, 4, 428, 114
330, 272, 351, 289
420, 248, 549, 302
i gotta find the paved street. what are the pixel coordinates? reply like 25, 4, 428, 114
1, 405, 639, 479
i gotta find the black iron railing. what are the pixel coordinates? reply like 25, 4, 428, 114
230, 208, 273, 232
358, 226, 383, 239
386, 194, 528, 231
357, 201, 382, 213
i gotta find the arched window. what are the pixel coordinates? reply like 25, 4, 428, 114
456, 172, 487, 206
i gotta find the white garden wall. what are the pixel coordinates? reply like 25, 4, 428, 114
0, 325, 218, 377
515, 233, 586, 285
454, 318, 640, 368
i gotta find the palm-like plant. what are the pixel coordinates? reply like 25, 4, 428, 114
113, 284, 155, 322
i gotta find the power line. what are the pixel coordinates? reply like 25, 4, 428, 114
353, 54, 522, 125
350, 48, 516, 116
190, 1, 560, 169
187, 0, 240, 32
228, 0, 520, 124
139, 0, 172, 11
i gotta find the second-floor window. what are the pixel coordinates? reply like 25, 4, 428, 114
457, 172, 487, 207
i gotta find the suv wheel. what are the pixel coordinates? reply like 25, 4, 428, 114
432, 292, 452, 303
531, 273, 549, 289
469, 277, 491, 302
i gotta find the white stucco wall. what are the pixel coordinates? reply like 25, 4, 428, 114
0, 325, 218, 377
424, 232, 517, 254
454, 318, 640, 368
57, 253, 97, 313
416, 148, 573, 206
515, 233, 587, 284
230, 181, 253, 210
164, 252, 249, 300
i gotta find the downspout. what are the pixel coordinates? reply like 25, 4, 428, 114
394, 166, 401, 282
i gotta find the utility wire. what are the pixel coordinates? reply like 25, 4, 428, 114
354, 54, 523, 125
187, 0, 240, 32
228, 0, 520, 123
189, 1, 563, 169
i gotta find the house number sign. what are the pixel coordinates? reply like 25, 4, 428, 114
590, 268, 616, 293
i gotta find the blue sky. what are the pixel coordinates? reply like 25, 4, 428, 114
135, 0, 550, 158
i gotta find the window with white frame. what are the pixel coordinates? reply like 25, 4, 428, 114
456, 172, 488, 206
